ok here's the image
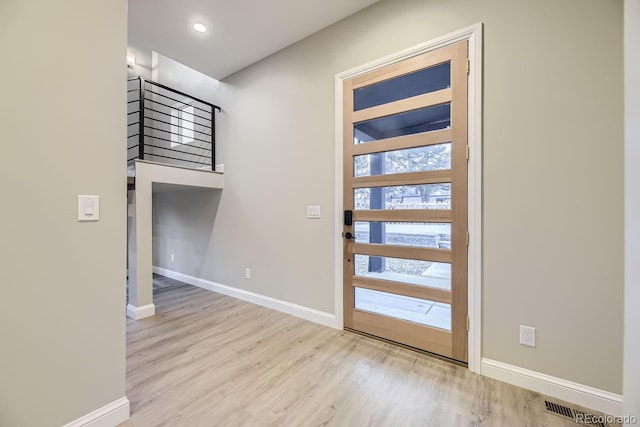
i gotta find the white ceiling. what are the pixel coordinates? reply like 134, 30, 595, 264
128, 0, 380, 80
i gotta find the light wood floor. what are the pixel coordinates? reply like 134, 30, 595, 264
120, 278, 608, 427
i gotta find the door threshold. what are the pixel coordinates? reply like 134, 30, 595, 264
344, 327, 468, 368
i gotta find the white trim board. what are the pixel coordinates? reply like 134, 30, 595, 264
126, 303, 155, 319
62, 397, 129, 427
334, 23, 483, 372
481, 358, 623, 417
153, 267, 338, 329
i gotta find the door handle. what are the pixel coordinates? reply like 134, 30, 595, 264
343, 232, 356, 240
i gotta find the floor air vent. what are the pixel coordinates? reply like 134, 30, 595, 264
544, 400, 607, 426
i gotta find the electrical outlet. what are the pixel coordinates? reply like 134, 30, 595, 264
245, 268, 251, 279
520, 325, 536, 347
170, 253, 175, 262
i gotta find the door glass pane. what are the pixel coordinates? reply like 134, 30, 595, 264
355, 255, 451, 290
354, 143, 451, 177
354, 62, 451, 111
355, 222, 451, 249
354, 103, 450, 143
355, 287, 451, 330
354, 184, 451, 210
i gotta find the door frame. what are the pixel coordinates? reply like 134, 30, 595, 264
333, 23, 483, 372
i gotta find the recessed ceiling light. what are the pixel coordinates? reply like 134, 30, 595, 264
193, 23, 207, 33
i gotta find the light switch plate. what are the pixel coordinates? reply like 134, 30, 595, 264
307, 205, 321, 219
78, 195, 100, 222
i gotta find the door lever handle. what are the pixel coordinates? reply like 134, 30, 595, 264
342, 232, 356, 240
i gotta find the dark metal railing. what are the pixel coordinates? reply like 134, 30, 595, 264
127, 77, 221, 171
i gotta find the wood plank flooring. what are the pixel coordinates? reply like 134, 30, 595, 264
120, 278, 610, 427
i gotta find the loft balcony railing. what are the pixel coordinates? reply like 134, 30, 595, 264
127, 77, 221, 172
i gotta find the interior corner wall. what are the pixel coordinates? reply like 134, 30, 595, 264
154, 53, 222, 106
0, 1, 128, 426
151, 0, 623, 394
624, 0, 640, 421
153, 188, 222, 275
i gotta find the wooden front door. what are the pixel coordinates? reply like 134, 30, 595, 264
343, 41, 469, 362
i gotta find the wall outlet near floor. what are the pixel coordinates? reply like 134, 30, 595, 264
520, 325, 536, 347
245, 268, 251, 279
170, 253, 175, 262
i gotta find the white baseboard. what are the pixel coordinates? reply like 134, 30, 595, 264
153, 266, 338, 329
126, 303, 155, 319
62, 396, 129, 427
481, 358, 623, 417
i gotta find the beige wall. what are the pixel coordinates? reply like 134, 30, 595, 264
153, 189, 222, 275
624, 0, 640, 421
0, 1, 128, 425
153, 0, 623, 393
